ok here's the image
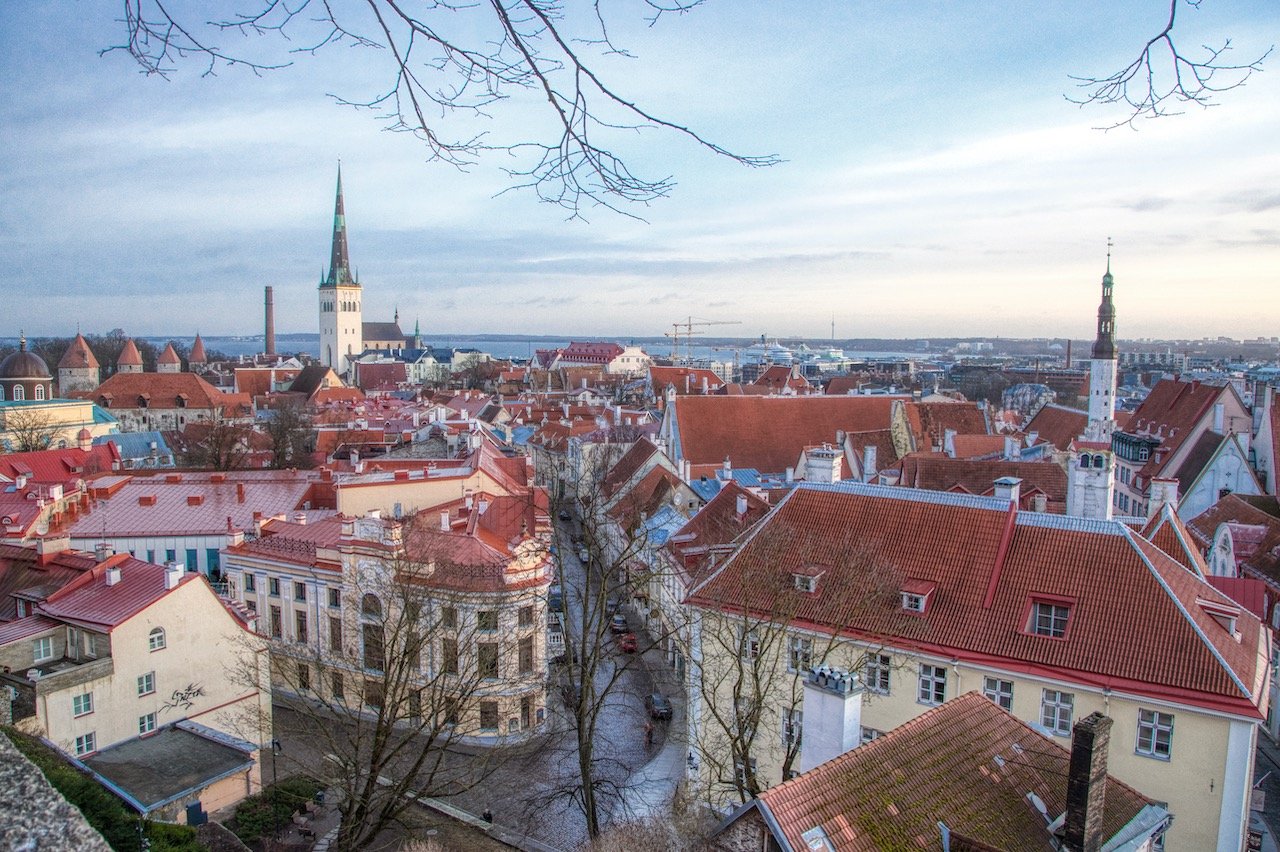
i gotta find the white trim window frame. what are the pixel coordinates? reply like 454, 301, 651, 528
1040, 689, 1074, 736
1136, 709, 1174, 760
983, 677, 1014, 711
918, 663, 946, 706
865, 653, 891, 694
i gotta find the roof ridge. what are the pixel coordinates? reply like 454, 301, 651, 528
686, 486, 797, 599
1121, 525, 1253, 700
795, 480, 1010, 512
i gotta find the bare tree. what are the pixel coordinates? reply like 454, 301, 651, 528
685, 532, 906, 806
1068, 0, 1272, 128
179, 417, 255, 470
240, 522, 533, 852
262, 398, 315, 469
2, 406, 60, 452
104, 0, 777, 217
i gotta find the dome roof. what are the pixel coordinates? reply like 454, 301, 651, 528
0, 337, 51, 380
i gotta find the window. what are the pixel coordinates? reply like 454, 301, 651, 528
329, 616, 343, 653
74, 732, 96, 756
32, 636, 54, 663
479, 701, 499, 730
139, 712, 157, 734
138, 671, 156, 696
1139, 446, 1150, 461
364, 679, 384, 709
270, 607, 282, 639
244, 574, 256, 593
782, 708, 803, 748
148, 627, 166, 651
788, 636, 812, 673
328, 587, 341, 608
295, 611, 308, 644
918, 664, 946, 705
860, 727, 884, 744
477, 610, 498, 631
1030, 601, 1070, 638
363, 623, 385, 671
185, 549, 198, 571
294, 582, 307, 602
734, 758, 757, 791
1136, 709, 1174, 760
901, 593, 926, 613
1041, 689, 1074, 736
34, 385, 45, 401
793, 574, 816, 593
983, 677, 1014, 711
72, 692, 94, 717
518, 636, 534, 674
442, 606, 458, 629
268, 577, 281, 597
479, 642, 499, 679
331, 672, 345, 700
442, 638, 459, 674
297, 662, 311, 691
361, 594, 382, 619
740, 628, 761, 662
518, 605, 534, 628
865, 653, 891, 694
165, 549, 176, 563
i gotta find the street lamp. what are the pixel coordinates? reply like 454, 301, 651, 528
271, 739, 284, 839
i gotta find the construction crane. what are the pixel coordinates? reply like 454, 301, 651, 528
665, 316, 743, 363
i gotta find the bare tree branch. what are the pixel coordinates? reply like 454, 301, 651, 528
1068, 0, 1272, 129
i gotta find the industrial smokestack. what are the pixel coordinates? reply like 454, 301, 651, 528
265, 286, 276, 356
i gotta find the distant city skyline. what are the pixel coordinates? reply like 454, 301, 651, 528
3, 1, 1277, 340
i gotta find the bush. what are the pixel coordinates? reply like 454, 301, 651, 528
229, 776, 322, 843
2, 728, 205, 851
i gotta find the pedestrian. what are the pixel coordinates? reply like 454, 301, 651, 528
644, 720, 654, 748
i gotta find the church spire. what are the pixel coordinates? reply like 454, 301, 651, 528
1091, 238, 1116, 360
324, 164, 354, 287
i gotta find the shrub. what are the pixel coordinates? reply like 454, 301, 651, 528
229, 776, 322, 843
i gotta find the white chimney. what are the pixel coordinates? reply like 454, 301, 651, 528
806, 445, 842, 485
785, 466, 794, 483
440, 510, 450, 531
800, 665, 865, 773
105, 566, 122, 586
1003, 436, 1020, 461
1213, 402, 1225, 433
944, 428, 957, 458
293, 512, 307, 526
1148, 477, 1180, 518
736, 493, 748, 516
478, 499, 490, 514
862, 445, 877, 482
164, 563, 183, 590
993, 476, 1022, 505
1032, 493, 1048, 513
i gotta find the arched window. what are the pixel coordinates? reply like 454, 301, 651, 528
1079, 454, 1091, 469
1093, 455, 1106, 469
34, 384, 45, 401
12, 386, 23, 401
148, 627, 167, 651
361, 594, 382, 619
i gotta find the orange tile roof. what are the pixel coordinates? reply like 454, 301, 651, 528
904, 401, 991, 449
689, 483, 1267, 716
892, 456, 1068, 513
670, 396, 898, 474
57, 333, 99, 370
1024, 404, 1087, 451
753, 692, 1155, 852
89, 371, 234, 412
1186, 494, 1280, 581
602, 438, 659, 498
649, 365, 726, 396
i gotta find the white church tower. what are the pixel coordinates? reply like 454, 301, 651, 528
1067, 245, 1119, 520
318, 166, 362, 375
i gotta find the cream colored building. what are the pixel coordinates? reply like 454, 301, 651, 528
685, 482, 1269, 852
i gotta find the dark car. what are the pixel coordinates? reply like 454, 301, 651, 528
558, 509, 572, 521
608, 613, 628, 634
618, 632, 638, 653
645, 692, 673, 720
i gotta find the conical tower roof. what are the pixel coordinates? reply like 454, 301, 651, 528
189, 333, 207, 364
1091, 248, 1117, 361
322, 165, 356, 288
117, 338, 143, 367
58, 333, 100, 369
158, 342, 182, 365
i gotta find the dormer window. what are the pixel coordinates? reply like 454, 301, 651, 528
1198, 599, 1241, 639
1138, 446, 1150, 462
900, 580, 935, 614
792, 565, 824, 593
1028, 599, 1071, 638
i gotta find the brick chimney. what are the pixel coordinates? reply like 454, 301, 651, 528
1063, 712, 1113, 852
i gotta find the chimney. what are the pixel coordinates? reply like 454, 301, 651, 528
95, 542, 112, 563
944, 428, 957, 458
105, 566, 122, 586
1147, 477, 1179, 518
14, 473, 28, 491
701, 376, 709, 393
799, 665, 865, 772
293, 512, 307, 525
478, 499, 490, 514
993, 476, 1022, 505
35, 535, 71, 565
1003, 435, 1020, 461
236, 482, 246, 503
736, 493, 748, 517
440, 510, 450, 531
1063, 712, 1113, 852
785, 466, 794, 483
723, 456, 732, 475
806, 445, 843, 485
1213, 401, 1225, 433
164, 563, 183, 590
264, 286, 276, 356
1032, 492, 1048, 513
862, 445, 877, 483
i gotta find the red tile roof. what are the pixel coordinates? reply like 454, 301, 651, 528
752, 692, 1155, 852
157, 343, 181, 365
1025, 404, 1087, 451
0, 543, 97, 621
602, 439, 660, 499
117, 339, 143, 367
689, 483, 1267, 716
670, 396, 899, 475
891, 456, 1068, 513
1186, 494, 1280, 581
649, 366, 726, 396
0, 443, 121, 488
904, 401, 991, 450
1140, 504, 1209, 575
88, 372, 244, 414
667, 481, 769, 582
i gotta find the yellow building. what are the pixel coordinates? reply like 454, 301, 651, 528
685, 482, 1268, 852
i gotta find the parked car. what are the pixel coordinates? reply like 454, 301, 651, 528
605, 597, 619, 616
577, 546, 589, 563
609, 613, 628, 634
558, 509, 572, 521
548, 583, 563, 613
618, 632, 638, 653
645, 692, 673, 720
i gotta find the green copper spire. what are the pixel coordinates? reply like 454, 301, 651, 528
323, 164, 354, 288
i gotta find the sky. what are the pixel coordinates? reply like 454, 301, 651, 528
2, 1, 1278, 343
